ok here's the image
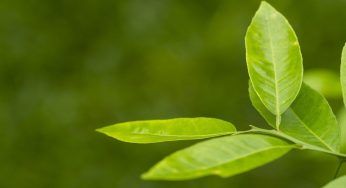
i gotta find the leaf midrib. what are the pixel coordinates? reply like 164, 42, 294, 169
264, 9, 280, 118
107, 130, 235, 138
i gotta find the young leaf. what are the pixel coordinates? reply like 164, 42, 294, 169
96, 117, 236, 143
323, 175, 346, 188
142, 134, 294, 180
249, 82, 340, 152
245, 2, 303, 121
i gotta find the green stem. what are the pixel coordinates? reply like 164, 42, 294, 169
276, 114, 281, 131
334, 159, 344, 179
246, 125, 346, 159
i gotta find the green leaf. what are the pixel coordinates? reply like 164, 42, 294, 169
245, 2, 303, 121
249, 81, 276, 129
337, 107, 346, 153
142, 134, 294, 180
96, 117, 236, 143
341, 43, 346, 110
304, 69, 342, 99
339, 43, 346, 154
323, 176, 346, 188
249, 82, 340, 152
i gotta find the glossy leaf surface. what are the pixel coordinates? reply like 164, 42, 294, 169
249, 82, 340, 152
142, 134, 293, 180
96, 117, 236, 143
245, 2, 303, 117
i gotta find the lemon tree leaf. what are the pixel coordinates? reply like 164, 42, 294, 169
245, 2, 303, 125
249, 82, 340, 152
142, 134, 294, 180
341, 43, 346, 105
96, 117, 236, 143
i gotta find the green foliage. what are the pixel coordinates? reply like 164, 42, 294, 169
341, 44, 346, 108
245, 2, 303, 129
142, 134, 294, 180
97, 1, 346, 186
250, 83, 340, 152
96, 117, 236, 143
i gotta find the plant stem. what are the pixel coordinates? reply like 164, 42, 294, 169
334, 158, 344, 179
276, 114, 281, 131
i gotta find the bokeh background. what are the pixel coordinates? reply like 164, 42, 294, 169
1, 0, 346, 187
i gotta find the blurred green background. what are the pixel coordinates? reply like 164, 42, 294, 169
1, 0, 346, 187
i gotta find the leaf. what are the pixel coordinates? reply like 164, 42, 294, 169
249, 82, 340, 152
341, 43, 346, 106
304, 69, 342, 99
340, 44, 346, 153
249, 81, 276, 129
245, 2, 303, 120
248, 125, 346, 158
96, 117, 236, 143
337, 107, 346, 153
142, 134, 294, 180
323, 176, 346, 188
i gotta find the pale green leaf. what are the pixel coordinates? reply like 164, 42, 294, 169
323, 176, 346, 188
245, 2, 303, 118
249, 82, 340, 152
142, 134, 294, 180
304, 69, 342, 99
96, 117, 236, 143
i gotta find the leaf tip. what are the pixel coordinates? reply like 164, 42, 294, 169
260, 1, 269, 6
140, 172, 153, 180
95, 127, 106, 134
259, 1, 274, 10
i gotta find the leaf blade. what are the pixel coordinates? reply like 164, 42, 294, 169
249, 82, 340, 152
341, 43, 346, 106
142, 134, 293, 180
96, 117, 236, 143
340, 43, 346, 153
323, 176, 346, 188
245, 2, 303, 117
